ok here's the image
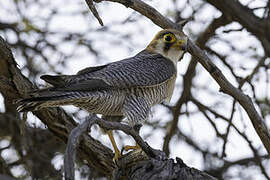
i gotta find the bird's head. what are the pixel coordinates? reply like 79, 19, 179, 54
146, 29, 187, 64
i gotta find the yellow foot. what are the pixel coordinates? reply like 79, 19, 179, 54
123, 143, 140, 152
107, 130, 122, 162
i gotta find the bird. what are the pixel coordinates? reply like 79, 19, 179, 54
16, 29, 187, 160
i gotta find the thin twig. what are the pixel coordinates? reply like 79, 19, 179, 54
221, 101, 236, 158
85, 0, 104, 26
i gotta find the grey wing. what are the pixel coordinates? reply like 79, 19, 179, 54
72, 50, 176, 89
40, 50, 176, 91
40, 65, 112, 91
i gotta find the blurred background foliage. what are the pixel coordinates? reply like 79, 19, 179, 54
0, 0, 269, 179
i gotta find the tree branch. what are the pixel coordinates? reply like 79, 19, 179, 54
204, 0, 270, 56
204, 0, 265, 35
187, 40, 270, 154
85, 0, 104, 26
64, 115, 217, 180
91, 0, 270, 155
94, 0, 180, 29
64, 114, 97, 180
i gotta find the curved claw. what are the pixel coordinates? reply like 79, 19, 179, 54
113, 150, 122, 163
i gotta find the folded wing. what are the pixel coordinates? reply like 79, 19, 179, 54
42, 50, 176, 92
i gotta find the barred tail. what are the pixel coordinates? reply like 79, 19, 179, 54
16, 94, 74, 112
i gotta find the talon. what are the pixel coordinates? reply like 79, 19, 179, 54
113, 148, 122, 162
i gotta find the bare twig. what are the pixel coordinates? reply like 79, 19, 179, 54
94, 0, 180, 29
205, 0, 270, 56
221, 101, 236, 158
240, 56, 267, 86
85, 0, 104, 26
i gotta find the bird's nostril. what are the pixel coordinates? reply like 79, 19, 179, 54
180, 44, 187, 51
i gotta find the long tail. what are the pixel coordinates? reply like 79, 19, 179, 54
16, 94, 74, 112
16, 74, 76, 112
15, 74, 98, 112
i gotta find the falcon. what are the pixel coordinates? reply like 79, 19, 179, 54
17, 29, 187, 160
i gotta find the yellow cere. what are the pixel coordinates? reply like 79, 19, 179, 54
175, 39, 185, 46
178, 39, 185, 44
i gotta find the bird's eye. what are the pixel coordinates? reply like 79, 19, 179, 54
163, 33, 176, 43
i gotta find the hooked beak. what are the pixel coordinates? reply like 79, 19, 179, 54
176, 37, 188, 61
176, 37, 188, 52
180, 43, 187, 52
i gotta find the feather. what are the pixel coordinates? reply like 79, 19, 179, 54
76, 64, 108, 75
41, 75, 69, 87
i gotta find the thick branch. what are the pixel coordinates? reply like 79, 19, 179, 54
64, 115, 96, 180
64, 115, 217, 180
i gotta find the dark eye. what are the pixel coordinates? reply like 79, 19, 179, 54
165, 35, 172, 41
163, 33, 176, 43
